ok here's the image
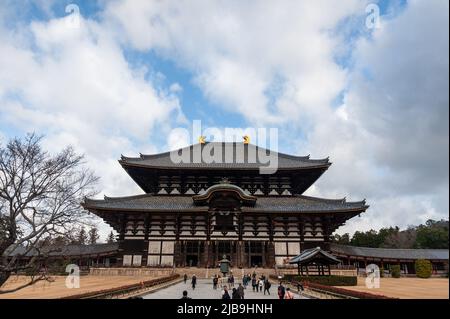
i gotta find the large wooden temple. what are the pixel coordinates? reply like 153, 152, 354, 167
82, 142, 368, 268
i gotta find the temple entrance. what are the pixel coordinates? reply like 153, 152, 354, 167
250, 256, 263, 267
186, 255, 198, 267
246, 241, 265, 267
182, 241, 203, 267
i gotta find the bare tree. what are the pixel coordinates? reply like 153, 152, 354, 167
0, 133, 98, 291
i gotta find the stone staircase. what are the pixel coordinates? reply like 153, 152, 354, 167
174, 267, 277, 279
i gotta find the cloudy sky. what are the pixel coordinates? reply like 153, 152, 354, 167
0, 0, 448, 241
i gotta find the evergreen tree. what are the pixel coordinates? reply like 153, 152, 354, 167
77, 228, 87, 245
106, 231, 116, 243
88, 227, 100, 245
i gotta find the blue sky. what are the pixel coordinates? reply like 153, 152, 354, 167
0, 0, 448, 239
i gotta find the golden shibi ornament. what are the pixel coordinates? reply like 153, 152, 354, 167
243, 135, 250, 144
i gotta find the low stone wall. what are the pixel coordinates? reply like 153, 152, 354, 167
277, 268, 357, 277
89, 267, 174, 277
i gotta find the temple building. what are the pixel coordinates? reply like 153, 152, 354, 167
82, 142, 369, 268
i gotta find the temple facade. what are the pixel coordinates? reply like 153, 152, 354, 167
83, 142, 369, 268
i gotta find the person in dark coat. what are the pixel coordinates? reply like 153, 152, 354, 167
264, 279, 271, 295
232, 288, 240, 299
191, 274, 197, 290
183, 273, 188, 284
222, 285, 231, 299
237, 283, 245, 299
251, 277, 257, 292
277, 282, 285, 299
181, 290, 191, 299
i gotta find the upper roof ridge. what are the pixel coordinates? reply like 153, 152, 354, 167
120, 142, 330, 164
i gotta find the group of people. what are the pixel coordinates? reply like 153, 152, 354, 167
212, 274, 235, 290
183, 273, 197, 290
242, 272, 272, 295
181, 273, 295, 299
277, 282, 295, 299
220, 284, 245, 299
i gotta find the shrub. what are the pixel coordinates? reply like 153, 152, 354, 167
282, 274, 357, 286
391, 265, 401, 278
415, 259, 432, 278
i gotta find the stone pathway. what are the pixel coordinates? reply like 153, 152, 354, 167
143, 279, 308, 299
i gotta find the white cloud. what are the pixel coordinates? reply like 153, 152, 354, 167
0, 10, 184, 240
104, 0, 366, 125
307, 0, 449, 233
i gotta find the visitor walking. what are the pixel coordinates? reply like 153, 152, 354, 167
191, 274, 197, 290
258, 278, 264, 292
181, 290, 191, 299
183, 273, 188, 284
213, 275, 218, 290
284, 287, 295, 299
277, 282, 285, 299
252, 277, 257, 292
237, 283, 245, 299
232, 287, 240, 299
264, 279, 271, 295
222, 285, 231, 299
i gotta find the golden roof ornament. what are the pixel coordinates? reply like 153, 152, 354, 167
198, 136, 206, 144
243, 135, 250, 144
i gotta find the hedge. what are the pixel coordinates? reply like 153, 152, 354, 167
282, 274, 357, 286
415, 259, 432, 278
391, 265, 401, 278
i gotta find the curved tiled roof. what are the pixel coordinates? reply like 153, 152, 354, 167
119, 142, 330, 170
83, 194, 368, 213
192, 182, 257, 206
330, 244, 449, 260
5, 243, 119, 257
290, 247, 341, 264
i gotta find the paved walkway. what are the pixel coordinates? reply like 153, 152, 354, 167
143, 279, 307, 299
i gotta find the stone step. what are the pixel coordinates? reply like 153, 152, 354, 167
174, 267, 277, 279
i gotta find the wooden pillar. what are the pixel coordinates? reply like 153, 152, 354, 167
238, 241, 245, 268
262, 241, 266, 267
